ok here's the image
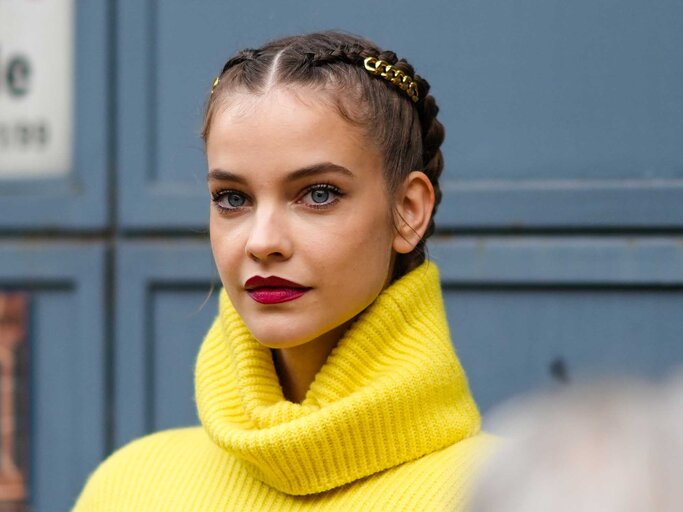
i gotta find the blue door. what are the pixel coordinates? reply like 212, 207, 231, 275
1, 1, 683, 509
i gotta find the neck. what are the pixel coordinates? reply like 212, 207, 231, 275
272, 321, 351, 403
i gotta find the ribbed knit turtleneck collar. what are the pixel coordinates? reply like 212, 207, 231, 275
195, 262, 481, 496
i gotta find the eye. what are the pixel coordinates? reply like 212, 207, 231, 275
212, 190, 249, 212
225, 192, 246, 207
301, 184, 343, 208
310, 188, 330, 204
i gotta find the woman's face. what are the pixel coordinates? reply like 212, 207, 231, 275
207, 87, 397, 348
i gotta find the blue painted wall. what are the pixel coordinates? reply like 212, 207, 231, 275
1, 1, 682, 509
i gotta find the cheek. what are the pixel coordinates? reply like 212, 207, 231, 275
301, 208, 394, 276
210, 217, 245, 277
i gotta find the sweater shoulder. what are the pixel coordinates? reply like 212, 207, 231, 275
84, 426, 207, 475
323, 431, 500, 512
72, 426, 208, 511
380, 431, 500, 510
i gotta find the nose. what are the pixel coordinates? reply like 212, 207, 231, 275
245, 205, 293, 262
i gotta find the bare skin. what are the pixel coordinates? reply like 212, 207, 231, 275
271, 321, 350, 402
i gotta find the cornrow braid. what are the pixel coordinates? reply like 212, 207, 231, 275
413, 75, 445, 243
304, 44, 369, 66
202, 32, 445, 280
221, 48, 261, 74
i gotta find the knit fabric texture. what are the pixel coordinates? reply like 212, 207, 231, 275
73, 261, 495, 511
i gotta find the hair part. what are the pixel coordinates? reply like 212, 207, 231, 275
202, 32, 445, 279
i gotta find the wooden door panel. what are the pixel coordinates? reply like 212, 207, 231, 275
117, 0, 683, 230
0, 242, 106, 511
433, 237, 683, 411
114, 241, 217, 447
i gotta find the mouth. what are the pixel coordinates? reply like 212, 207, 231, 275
244, 276, 311, 305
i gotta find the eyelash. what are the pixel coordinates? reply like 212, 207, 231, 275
210, 183, 344, 213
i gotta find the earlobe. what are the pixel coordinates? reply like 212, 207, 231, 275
392, 171, 436, 254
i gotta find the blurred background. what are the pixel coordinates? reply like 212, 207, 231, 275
1, 0, 683, 510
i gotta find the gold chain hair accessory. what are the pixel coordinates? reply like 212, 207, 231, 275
210, 76, 220, 95
363, 56, 419, 103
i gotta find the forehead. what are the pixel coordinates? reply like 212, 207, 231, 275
206, 87, 381, 176
209, 87, 359, 140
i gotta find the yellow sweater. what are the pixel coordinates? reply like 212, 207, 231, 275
74, 262, 495, 511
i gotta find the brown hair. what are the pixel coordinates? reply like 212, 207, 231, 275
202, 32, 445, 279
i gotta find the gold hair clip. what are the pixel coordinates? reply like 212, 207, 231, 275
211, 76, 220, 95
363, 56, 419, 103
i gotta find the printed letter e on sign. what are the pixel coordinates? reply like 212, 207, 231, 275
0, 47, 32, 98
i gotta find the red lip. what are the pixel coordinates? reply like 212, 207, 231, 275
245, 276, 310, 304
245, 276, 306, 289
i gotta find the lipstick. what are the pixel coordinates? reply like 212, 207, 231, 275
244, 276, 310, 305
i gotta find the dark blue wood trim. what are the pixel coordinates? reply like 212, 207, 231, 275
437, 181, 683, 229
431, 236, 683, 285
114, 241, 216, 447
0, 2, 109, 231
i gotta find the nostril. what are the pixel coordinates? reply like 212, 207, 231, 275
246, 244, 288, 262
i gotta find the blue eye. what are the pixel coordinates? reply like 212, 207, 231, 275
310, 189, 330, 204
226, 192, 245, 207
302, 184, 342, 207
212, 190, 248, 212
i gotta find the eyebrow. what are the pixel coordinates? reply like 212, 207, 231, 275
207, 162, 354, 183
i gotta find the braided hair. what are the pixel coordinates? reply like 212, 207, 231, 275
202, 32, 445, 279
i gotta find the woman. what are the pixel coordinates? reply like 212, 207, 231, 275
74, 31, 494, 511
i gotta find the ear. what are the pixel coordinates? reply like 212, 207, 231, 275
392, 171, 436, 254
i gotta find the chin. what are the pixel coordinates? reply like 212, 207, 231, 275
246, 323, 315, 349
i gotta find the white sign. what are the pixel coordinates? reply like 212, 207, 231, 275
0, 0, 74, 179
